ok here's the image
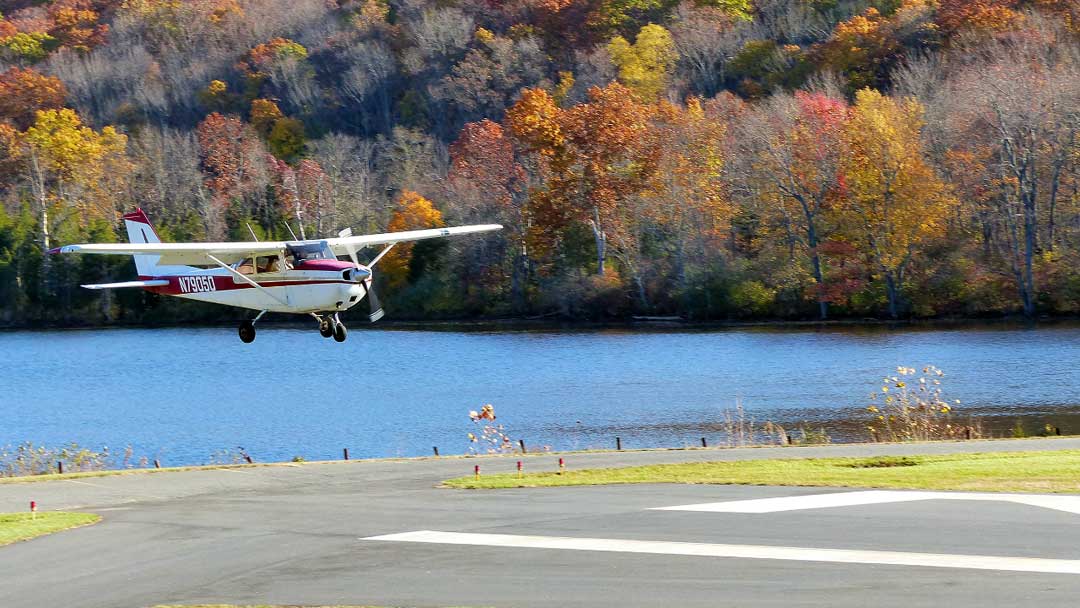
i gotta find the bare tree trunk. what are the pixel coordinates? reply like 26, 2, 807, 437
884, 272, 900, 320
590, 206, 606, 276
635, 274, 648, 310
806, 221, 827, 320
1022, 186, 1037, 318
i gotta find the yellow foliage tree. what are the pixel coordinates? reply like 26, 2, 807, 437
19, 108, 131, 250
607, 23, 678, 100
250, 98, 285, 137
840, 89, 956, 318
380, 190, 445, 290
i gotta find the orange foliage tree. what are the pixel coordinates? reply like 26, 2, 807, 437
0, 68, 67, 130
47, 0, 109, 53
813, 0, 937, 94
508, 83, 658, 277
645, 98, 732, 304
380, 190, 446, 290
936, 0, 1023, 37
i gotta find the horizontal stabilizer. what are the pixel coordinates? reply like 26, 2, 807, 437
81, 280, 170, 290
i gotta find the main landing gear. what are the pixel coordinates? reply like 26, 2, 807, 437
238, 310, 267, 343
312, 312, 348, 342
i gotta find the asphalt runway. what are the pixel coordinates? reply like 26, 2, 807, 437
1, 438, 1079, 608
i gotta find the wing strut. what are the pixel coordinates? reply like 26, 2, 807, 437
368, 243, 395, 268
206, 254, 288, 306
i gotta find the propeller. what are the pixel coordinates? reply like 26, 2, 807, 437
361, 278, 384, 323
339, 227, 384, 323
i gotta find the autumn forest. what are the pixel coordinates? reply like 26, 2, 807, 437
0, 0, 1078, 325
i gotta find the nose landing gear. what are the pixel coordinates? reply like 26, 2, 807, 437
333, 317, 348, 342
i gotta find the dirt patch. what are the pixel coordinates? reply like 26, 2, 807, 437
845, 457, 921, 468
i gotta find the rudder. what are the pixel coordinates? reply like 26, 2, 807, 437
123, 208, 161, 276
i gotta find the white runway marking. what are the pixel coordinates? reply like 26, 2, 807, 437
651, 490, 1080, 515
364, 530, 1080, 575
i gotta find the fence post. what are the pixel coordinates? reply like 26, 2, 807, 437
701, 437, 707, 448
616, 437, 622, 451
57, 461, 63, 475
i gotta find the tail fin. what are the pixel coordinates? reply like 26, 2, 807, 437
123, 208, 162, 276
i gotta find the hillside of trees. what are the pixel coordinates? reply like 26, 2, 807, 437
0, 0, 1078, 325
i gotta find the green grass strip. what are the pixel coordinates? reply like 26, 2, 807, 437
0, 512, 100, 546
444, 450, 1080, 493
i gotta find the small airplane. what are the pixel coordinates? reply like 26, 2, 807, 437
51, 209, 501, 343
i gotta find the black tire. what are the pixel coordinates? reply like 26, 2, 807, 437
239, 321, 256, 343
333, 322, 348, 343
319, 318, 334, 338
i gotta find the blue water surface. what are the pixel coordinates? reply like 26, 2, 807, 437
0, 323, 1077, 465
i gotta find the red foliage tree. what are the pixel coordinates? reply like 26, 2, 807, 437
449, 119, 525, 209
196, 112, 265, 207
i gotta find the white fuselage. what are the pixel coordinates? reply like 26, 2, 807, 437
145, 265, 369, 314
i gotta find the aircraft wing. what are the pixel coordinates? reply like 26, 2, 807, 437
52, 241, 290, 266
53, 224, 502, 265
325, 224, 503, 256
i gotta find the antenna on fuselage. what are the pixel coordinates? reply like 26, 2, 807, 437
246, 223, 260, 242
283, 221, 299, 241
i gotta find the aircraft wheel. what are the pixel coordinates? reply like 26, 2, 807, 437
239, 321, 256, 343
333, 321, 348, 343
319, 318, 334, 338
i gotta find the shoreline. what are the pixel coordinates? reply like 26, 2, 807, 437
3, 315, 1079, 333
2, 434, 1077, 485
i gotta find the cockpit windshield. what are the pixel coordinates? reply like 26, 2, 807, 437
286, 241, 335, 265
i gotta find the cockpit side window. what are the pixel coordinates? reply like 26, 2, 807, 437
256, 256, 279, 273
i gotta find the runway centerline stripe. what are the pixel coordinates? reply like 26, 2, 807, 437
362, 530, 1080, 575
651, 490, 1080, 515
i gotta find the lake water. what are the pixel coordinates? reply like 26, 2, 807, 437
1, 323, 1078, 466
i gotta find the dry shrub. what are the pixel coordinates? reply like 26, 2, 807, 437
866, 365, 982, 442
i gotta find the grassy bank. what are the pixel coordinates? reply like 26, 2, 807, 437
0, 512, 100, 546
444, 450, 1080, 493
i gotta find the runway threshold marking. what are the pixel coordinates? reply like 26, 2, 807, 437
363, 530, 1080, 575
651, 490, 1080, 515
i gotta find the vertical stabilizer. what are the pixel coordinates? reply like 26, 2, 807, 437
123, 208, 162, 276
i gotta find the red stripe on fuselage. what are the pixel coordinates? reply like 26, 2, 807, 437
139, 275, 354, 296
